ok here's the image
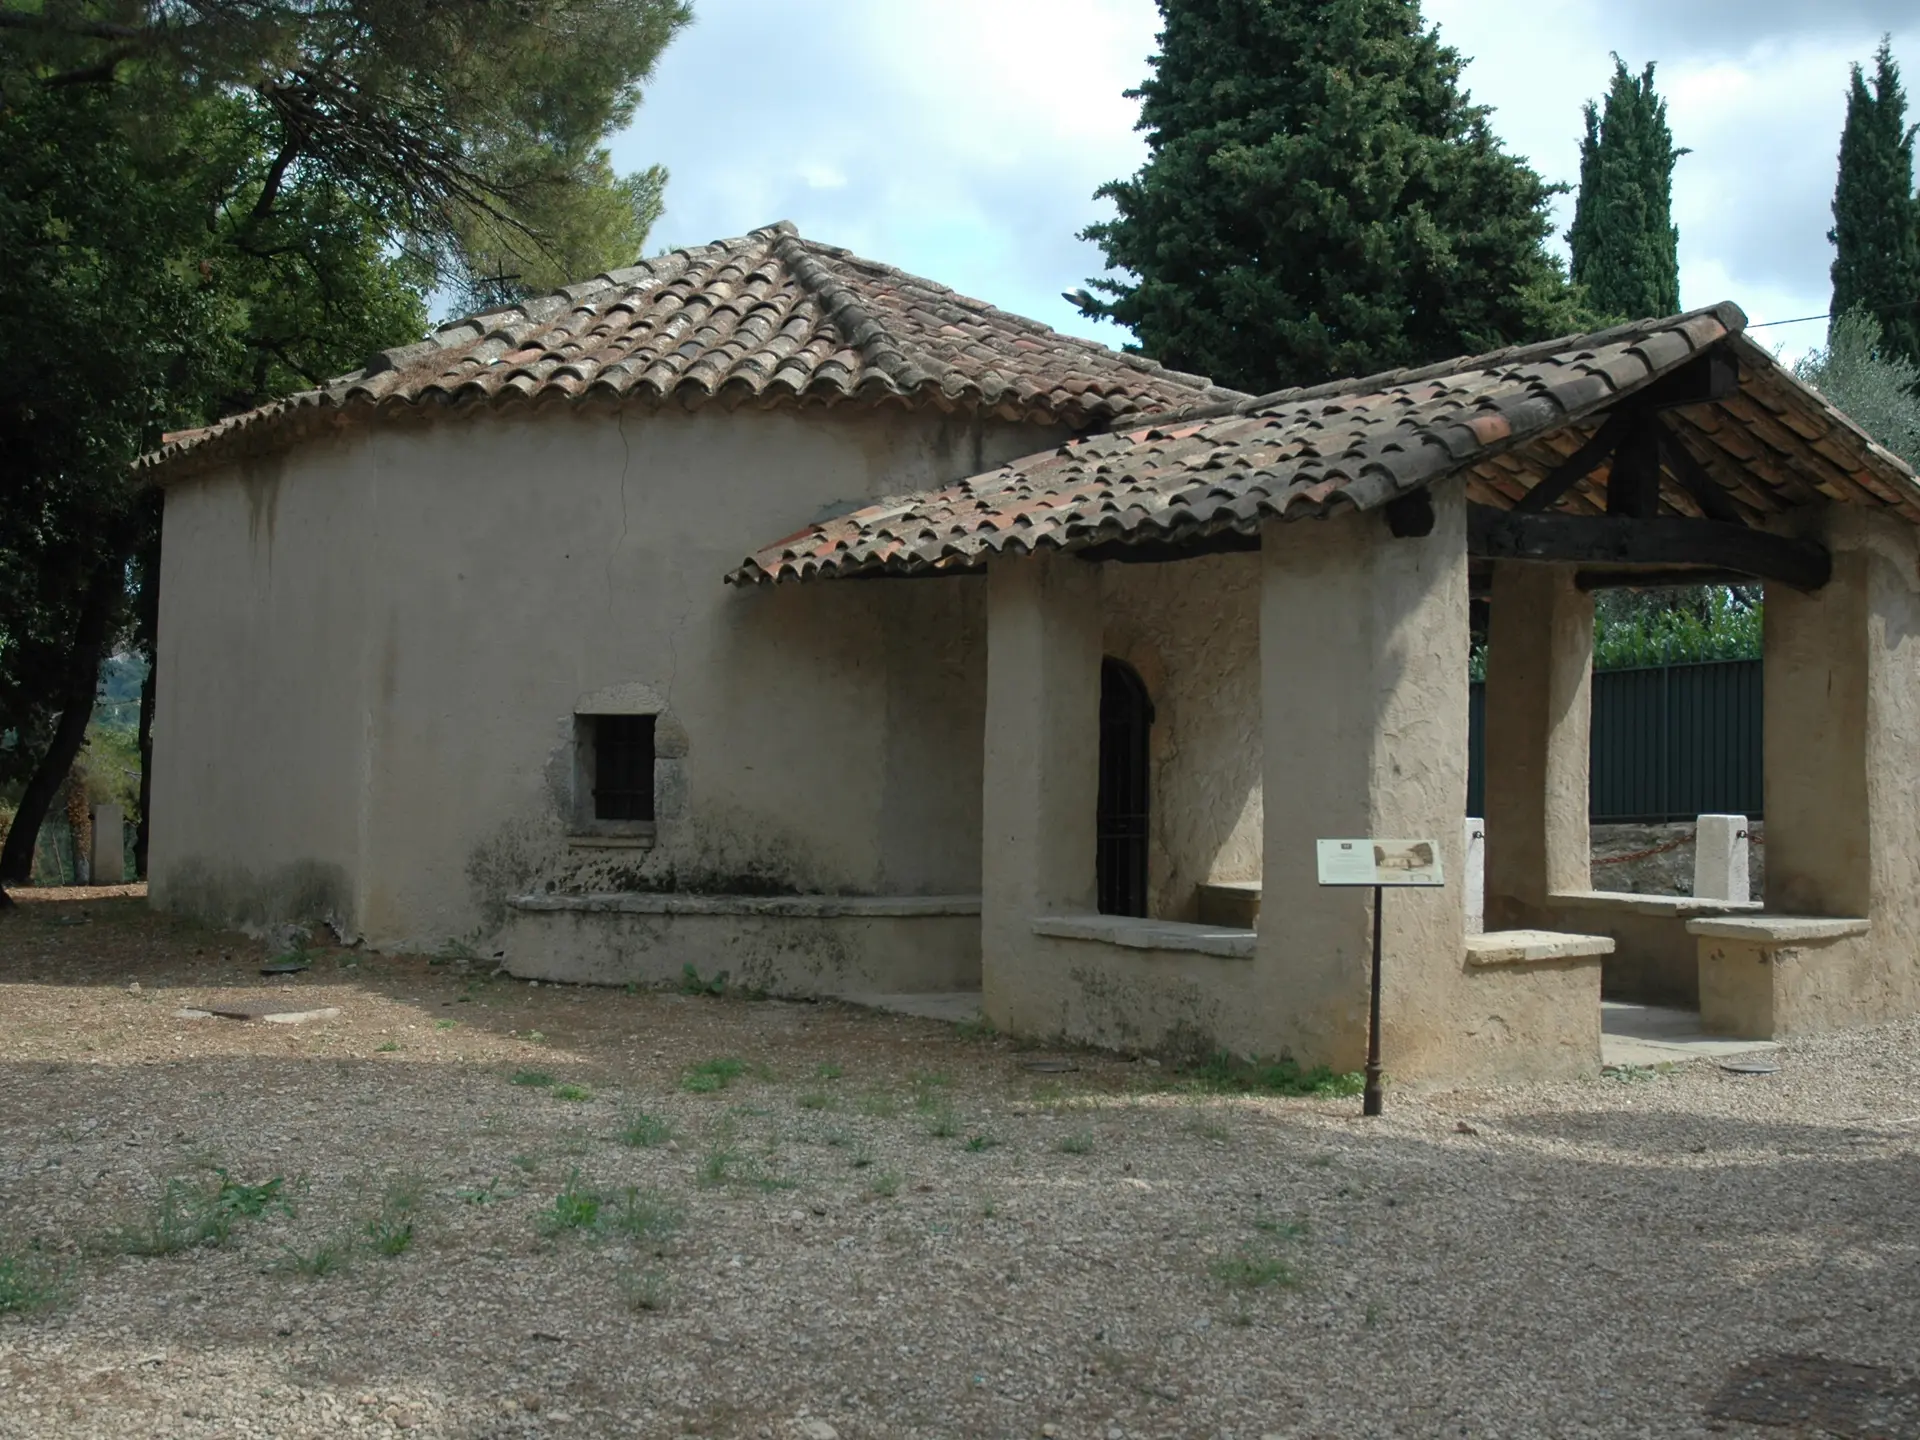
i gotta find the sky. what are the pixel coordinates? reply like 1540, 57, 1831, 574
608, 1, 1916, 367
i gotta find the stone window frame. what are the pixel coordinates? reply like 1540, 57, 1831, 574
568, 681, 682, 850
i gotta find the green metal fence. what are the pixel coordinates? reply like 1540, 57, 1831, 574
1467, 657, 1763, 823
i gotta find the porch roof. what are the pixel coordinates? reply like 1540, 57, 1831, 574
727, 302, 1920, 586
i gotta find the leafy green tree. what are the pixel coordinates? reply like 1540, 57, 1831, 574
1079, 0, 1583, 394
1566, 57, 1685, 323
0, 0, 691, 898
1829, 38, 1920, 370
1795, 307, 1920, 469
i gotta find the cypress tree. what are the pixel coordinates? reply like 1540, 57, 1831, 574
1080, 0, 1581, 395
1829, 39, 1920, 369
1566, 58, 1686, 322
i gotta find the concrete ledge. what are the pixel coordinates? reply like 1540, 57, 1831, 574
1031, 914, 1256, 959
1549, 890, 1761, 917
1466, 929, 1615, 967
1686, 915, 1869, 944
508, 892, 981, 919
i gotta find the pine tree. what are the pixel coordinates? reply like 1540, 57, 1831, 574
1080, 0, 1582, 395
1566, 58, 1686, 322
1829, 39, 1920, 370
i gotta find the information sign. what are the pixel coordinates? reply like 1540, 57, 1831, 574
1315, 838, 1444, 888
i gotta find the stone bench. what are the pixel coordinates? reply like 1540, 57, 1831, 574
1464, 928, 1615, 967
1686, 915, 1871, 1039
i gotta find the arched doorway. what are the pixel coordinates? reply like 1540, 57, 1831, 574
1098, 658, 1154, 917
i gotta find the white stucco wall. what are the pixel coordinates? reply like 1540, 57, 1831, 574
151, 405, 1060, 950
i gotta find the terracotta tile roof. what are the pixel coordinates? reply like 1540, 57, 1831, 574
729, 302, 1920, 584
139, 222, 1239, 482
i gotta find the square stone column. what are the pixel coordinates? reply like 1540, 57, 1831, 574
1259, 489, 1471, 1074
981, 552, 1102, 1031
1482, 563, 1593, 927
90, 804, 125, 885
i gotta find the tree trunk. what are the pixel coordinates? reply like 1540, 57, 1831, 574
0, 554, 124, 886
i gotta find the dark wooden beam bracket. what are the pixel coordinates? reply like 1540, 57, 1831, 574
1468, 504, 1830, 591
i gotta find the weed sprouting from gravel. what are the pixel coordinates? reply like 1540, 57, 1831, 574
953, 1015, 998, 1042
1253, 1216, 1309, 1240
1183, 1111, 1234, 1143
797, 1091, 834, 1111
682, 1057, 748, 1094
113, 1170, 291, 1256
814, 1062, 845, 1080
868, 1170, 903, 1198
1055, 1130, 1095, 1155
859, 1091, 900, 1119
274, 1238, 350, 1277
0, 1247, 69, 1316
619, 1112, 674, 1148
963, 1133, 1000, 1153
1210, 1250, 1300, 1290
511, 1069, 556, 1088
364, 1174, 425, 1256
606, 1188, 682, 1242
376, 1041, 401, 1053
536, 1172, 605, 1236
620, 1267, 670, 1313
925, 1106, 960, 1139
551, 1083, 592, 1102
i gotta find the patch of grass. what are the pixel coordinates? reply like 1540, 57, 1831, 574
618, 1112, 673, 1148
868, 1170, 902, 1199
848, 1146, 874, 1171
924, 1106, 960, 1139
434, 1019, 458, 1031
813, 1062, 845, 1081
796, 1091, 834, 1112
509, 1154, 540, 1174
526, 1030, 548, 1045
620, 1267, 670, 1313
953, 1014, 998, 1042
1181, 1052, 1364, 1098
275, 1238, 350, 1277
1054, 1130, 1095, 1155
681, 1057, 748, 1094
858, 1091, 900, 1119
0, 1247, 69, 1316
1183, 1111, 1234, 1143
510, 1069, 556, 1089
114, 1170, 291, 1256
375, 1040, 401, 1053
697, 1146, 740, 1188
535, 1172, 605, 1236
1209, 1250, 1301, 1291
455, 1176, 510, 1205
605, 1188, 682, 1243
962, 1133, 999, 1153
551, 1083, 592, 1103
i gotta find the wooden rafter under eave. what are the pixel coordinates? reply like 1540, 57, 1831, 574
1467, 505, 1832, 591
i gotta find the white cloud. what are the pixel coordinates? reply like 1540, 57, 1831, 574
613, 0, 1911, 364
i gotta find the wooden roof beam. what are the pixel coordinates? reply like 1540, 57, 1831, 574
1468, 504, 1830, 591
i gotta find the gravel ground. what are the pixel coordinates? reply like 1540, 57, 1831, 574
1, 891, 1917, 1440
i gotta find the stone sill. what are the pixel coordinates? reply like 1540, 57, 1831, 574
1548, 890, 1761, 917
1466, 929, 1615, 968
1032, 914, 1255, 959
1685, 915, 1869, 944
508, 892, 981, 919
567, 828, 656, 851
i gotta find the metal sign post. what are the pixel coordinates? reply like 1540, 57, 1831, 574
1315, 839, 1445, 1118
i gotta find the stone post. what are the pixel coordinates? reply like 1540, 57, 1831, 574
1463, 817, 1486, 934
980, 552, 1102, 1033
1258, 490, 1470, 1075
1692, 815, 1748, 902
1482, 563, 1593, 926
89, 803, 125, 885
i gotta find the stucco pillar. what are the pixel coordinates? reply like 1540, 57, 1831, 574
980, 552, 1102, 1031
1482, 563, 1593, 926
1258, 489, 1470, 1073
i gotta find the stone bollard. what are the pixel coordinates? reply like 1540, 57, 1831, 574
89, 803, 125, 885
1692, 814, 1748, 903
1463, 816, 1486, 935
